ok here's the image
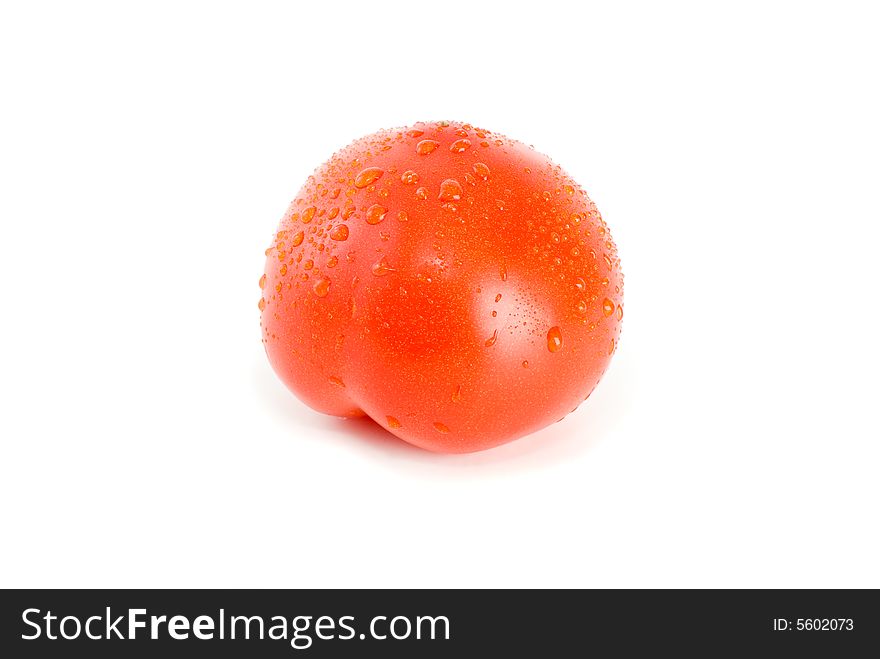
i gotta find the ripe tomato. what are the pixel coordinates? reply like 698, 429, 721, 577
260, 121, 623, 453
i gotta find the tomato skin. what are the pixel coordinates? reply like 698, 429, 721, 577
260, 121, 623, 453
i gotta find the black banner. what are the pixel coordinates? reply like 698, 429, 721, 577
1, 589, 876, 656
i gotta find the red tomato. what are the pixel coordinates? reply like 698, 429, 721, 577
260, 121, 623, 453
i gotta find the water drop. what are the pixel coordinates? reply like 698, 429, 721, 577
495, 199, 506, 211
500, 264, 508, 281
329, 224, 349, 241
415, 186, 429, 200
354, 166, 384, 188
433, 421, 450, 434
302, 207, 316, 223
564, 184, 575, 195
547, 326, 563, 353
387, 415, 402, 429
258, 298, 266, 311
416, 139, 439, 155
450, 138, 471, 153
576, 300, 587, 315
602, 298, 615, 317
313, 277, 331, 297
400, 170, 419, 185
438, 179, 463, 202
371, 257, 395, 276
397, 210, 408, 222
259, 274, 266, 289
365, 203, 388, 225
617, 305, 624, 321
407, 129, 424, 138
603, 253, 613, 269
495, 293, 502, 303
473, 162, 490, 180
485, 329, 498, 347
328, 375, 345, 387
452, 385, 462, 402
522, 360, 529, 368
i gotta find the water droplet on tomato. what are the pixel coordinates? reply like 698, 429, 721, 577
354, 167, 383, 188
495, 293, 502, 303
397, 210, 408, 222
604, 253, 613, 269
329, 224, 349, 241
313, 277, 331, 297
452, 385, 462, 402
485, 329, 498, 347
366, 204, 387, 225
400, 170, 419, 185
433, 421, 450, 433
473, 162, 490, 180
522, 360, 529, 368
617, 305, 624, 321
371, 258, 395, 276
259, 274, 266, 289
438, 179, 463, 202
415, 186, 429, 200
602, 298, 615, 317
258, 298, 266, 311
328, 375, 345, 387
450, 138, 471, 153
547, 326, 563, 353
416, 139, 439, 155
387, 415, 402, 429
302, 207, 316, 224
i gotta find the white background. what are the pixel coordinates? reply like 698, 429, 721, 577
2, 1, 878, 588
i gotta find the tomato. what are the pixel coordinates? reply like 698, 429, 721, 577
260, 121, 623, 453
